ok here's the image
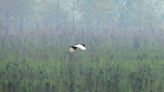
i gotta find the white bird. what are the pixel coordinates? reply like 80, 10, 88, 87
69, 44, 86, 53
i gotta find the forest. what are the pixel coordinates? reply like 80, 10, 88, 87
0, 0, 164, 92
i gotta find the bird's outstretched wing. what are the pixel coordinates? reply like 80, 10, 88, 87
74, 44, 86, 50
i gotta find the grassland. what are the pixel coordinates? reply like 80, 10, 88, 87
0, 30, 164, 92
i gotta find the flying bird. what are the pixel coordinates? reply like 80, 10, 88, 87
69, 44, 86, 53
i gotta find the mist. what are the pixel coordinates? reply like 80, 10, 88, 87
0, 0, 164, 92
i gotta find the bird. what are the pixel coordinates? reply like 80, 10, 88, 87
69, 44, 86, 53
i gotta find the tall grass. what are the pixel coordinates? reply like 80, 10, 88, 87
0, 30, 164, 92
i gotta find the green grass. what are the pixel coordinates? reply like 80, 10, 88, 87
0, 32, 164, 92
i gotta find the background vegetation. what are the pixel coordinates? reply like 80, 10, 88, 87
0, 0, 164, 92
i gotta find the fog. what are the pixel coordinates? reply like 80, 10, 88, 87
0, 0, 164, 92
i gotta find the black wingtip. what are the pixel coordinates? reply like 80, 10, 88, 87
71, 46, 77, 49
81, 44, 85, 47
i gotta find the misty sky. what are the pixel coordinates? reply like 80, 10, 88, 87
0, 0, 164, 32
